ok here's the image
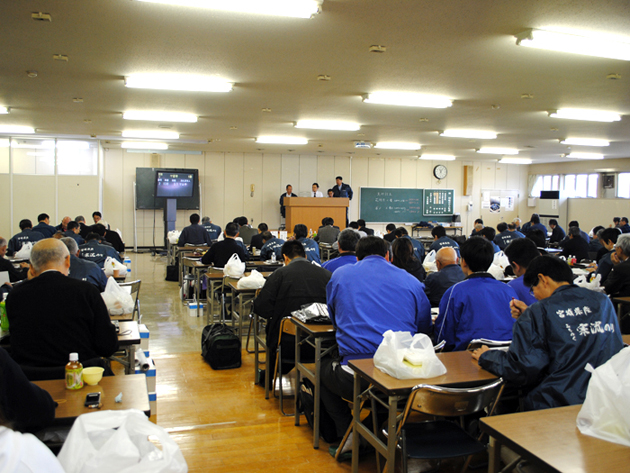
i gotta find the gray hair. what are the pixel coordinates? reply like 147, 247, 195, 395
30, 240, 70, 272
617, 234, 630, 257
568, 226, 581, 237
61, 237, 79, 255
337, 228, 360, 252
202, 216, 211, 224
0, 237, 7, 247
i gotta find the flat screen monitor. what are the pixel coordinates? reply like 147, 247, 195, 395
155, 171, 195, 198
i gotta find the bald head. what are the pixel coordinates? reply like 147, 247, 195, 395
436, 247, 458, 270
30, 239, 70, 276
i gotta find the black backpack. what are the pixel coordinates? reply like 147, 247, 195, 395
201, 324, 242, 370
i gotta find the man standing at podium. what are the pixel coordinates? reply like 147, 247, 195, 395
279, 184, 298, 220
332, 176, 352, 226
311, 183, 324, 197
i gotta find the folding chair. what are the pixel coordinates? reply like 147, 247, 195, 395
245, 289, 263, 354
383, 378, 504, 473
119, 279, 141, 322
273, 317, 298, 416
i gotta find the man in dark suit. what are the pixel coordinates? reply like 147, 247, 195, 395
332, 176, 353, 226
236, 216, 258, 246
177, 213, 212, 248
279, 184, 298, 219
620, 217, 630, 234
357, 219, 374, 236
6, 239, 118, 368
559, 226, 590, 262
604, 234, 630, 297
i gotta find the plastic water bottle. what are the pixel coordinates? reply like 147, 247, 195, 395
65, 353, 83, 390
271, 252, 276, 263
0, 294, 8, 332
124, 257, 132, 275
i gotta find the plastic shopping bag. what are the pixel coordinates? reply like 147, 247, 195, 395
487, 251, 510, 279
57, 409, 188, 473
422, 250, 437, 273
101, 277, 135, 315
223, 253, 245, 278
168, 230, 181, 245
573, 273, 606, 293
236, 269, 265, 289
15, 242, 33, 260
576, 346, 630, 446
104, 256, 127, 278
373, 330, 447, 379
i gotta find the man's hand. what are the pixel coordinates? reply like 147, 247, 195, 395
612, 252, 621, 265
472, 345, 490, 361
510, 298, 528, 319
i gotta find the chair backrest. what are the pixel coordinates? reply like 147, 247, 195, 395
402, 378, 504, 423
119, 279, 141, 318
278, 316, 296, 341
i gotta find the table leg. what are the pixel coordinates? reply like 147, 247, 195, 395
488, 436, 501, 473
126, 344, 136, 375
230, 286, 237, 329
351, 372, 361, 473
294, 325, 301, 426
312, 336, 322, 449
384, 395, 398, 473
195, 268, 201, 317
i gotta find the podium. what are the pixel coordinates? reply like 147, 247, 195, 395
284, 197, 349, 233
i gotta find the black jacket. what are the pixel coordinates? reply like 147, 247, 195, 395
604, 258, 630, 297
201, 238, 248, 268
0, 256, 28, 282
559, 236, 590, 262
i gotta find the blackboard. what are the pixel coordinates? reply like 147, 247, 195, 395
135, 167, 200, 210
359, 188, 423, 222
423, 189, 454, 216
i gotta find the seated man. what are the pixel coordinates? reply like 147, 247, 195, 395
7, 219, 45, 256
235, 217, 257, 246
92, 211, 109, 230
619, 217, 630, 234
524, 213, 547, 236
253, 240, 331, 377
322, 237, 432, 443
480, 226, 501, 253
559, 226, 590, 262
55, 216, 72, 233
429, 225, 459, 254
32, 213, 57, 239
470, 218, 484, 236
473, 256, 623, 411
6, 239, 118, 368
424, 247, 465, 307
604, 234, 630, 297
507, 223, 524, 238
594, 228, 619, 283
548, 219, 566, 244
79, 232, 123, 267
0, 237, 28, 282
526, 228, 548, 251
314, 217, 340, 244
201, 222, 248, 267
494, 222, 523, 250
177, 213, 212, 247
504, 238, 540, 305
294, 224, 321, 264
559, 220, 589, 246
357, 219, 374, 236
62, 237, 108, 292
394, 226, 425, 262
260, 231, 285, 261
322, 229, 359, 273
588, 226, 604, 254
383, 223, 397, 243
201, 216, 222, 240
249, 223, 268, 252
75, 215, 90, 238
63, 221, 85, 245
435, 237, 516, 351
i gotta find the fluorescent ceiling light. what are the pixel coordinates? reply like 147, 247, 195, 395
374, 142, 422, 150
561, 138, 610, 147
363, 92, 452, 108
419, 155, 456, 161
549, 109, 621, 122
477, 147, 519, 155
440, 129, 497, 139
0, 125, 35, 134
0, 139, 9, 148
498, 157, 532, 165
122, 130, 179, 139
0, 107, 9, 114
134, 0, 321, 18
11, 140, 54, 149
256, 136, 308, 145
121, 141, 169, 150
515, 28, 630, 61
565, 152, 604, 160
123, 111, 198, 123
294, 120, 360, 131
124, 74, 233, 93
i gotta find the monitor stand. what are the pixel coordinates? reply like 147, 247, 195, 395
163, 198, 177, 247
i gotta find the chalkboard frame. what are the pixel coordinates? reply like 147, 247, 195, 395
135, 167, 200, 210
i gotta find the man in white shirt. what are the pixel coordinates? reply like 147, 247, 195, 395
311, 183, 323, 197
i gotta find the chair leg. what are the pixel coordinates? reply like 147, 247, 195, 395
401, 429, 408, 473
335, 420, 354, 462
245, 314, 255, 354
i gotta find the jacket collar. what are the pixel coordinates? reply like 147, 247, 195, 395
465, 271, 494, 280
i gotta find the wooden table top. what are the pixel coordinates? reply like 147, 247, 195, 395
291, 317, 334, 335
481, 405, 630, 473
612, 296, 630, 303
349, 351, 498, 395
226, 274, 274, 292
622, 334, 630, 344
35, 374, 150, 420
117, 320, 140, 345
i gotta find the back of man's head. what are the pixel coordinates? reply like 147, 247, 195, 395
61, 236, 79, 255
386, 223, 396, 232
75, 215, 85, 224
356, 236, 387, 261
614, 217, 621, 224
258, 223, 268, 232
189, 213, 200, 225
394, 226, 408, 237
460, 236, 494, 272
508, 223, 516, 231
0, 237, 7, 248
67, 221, 79, 231
431, 226, 446, 238
86, 232, 100, 241
30, 239, 69, 274
282, 240, 306, 260
600, 228, 620, 245
568, 220, 579, 228
326, 217, 334, 226
496, 222, 508, 233
436, 247, 458, 267
19, 219, 32, 230
238, 216, 248, 226
201, 216, 210, 224
37, 213, 49, 222
357, 219, 366, 228
348, 221, 359, 230
261, 231, 273, 242
504, 238, 540, 269
617, 234, 630, 257
622, 217, 629, 225
293, 224, 308, 239
526, 228, 546, 248
225, 222, 239, 237
531, 214, 540, 224
337, 228, 360, 252
568, 226, 581, 238
591, 226, 605, 238
92, 224, 107, 236
480, 226, 496, 241
549, 219, 558, 226
523, 256, 573, 288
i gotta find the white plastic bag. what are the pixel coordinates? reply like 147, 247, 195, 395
373, 330, 447, 379
577, 346, 630, 446
573, 273, 605, 293
104, 256, 127, 278
223, 253, 245, 278
57, 409, 188, 473
492, 251, 510, 271
15, 242, 33, 259
101, 277, 135, 315
422, 250, 437, 273
168, 230, 181, 245
237, 269, 266, 289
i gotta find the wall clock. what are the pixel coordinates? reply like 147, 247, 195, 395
433, 164, 448, 180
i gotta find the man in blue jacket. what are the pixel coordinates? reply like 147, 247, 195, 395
62, 237, 108, 292
32, 213, 57, 239
7, 220, 44, 256
294, 224, 320, 264
429, 225, 459, 255
504, 238, 540, 306
259, 231, 285, 261
177, 213, 212, 247
494, 222, 523, 250
473, 256, 623, 411
435, 236, 516, 351
79, 233, 123, 267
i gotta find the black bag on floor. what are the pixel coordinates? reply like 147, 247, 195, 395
297, 378, 339, 444
165, 264, 179, 281
201, 324, 241, 370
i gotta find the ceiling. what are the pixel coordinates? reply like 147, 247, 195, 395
1, 0, 630, 164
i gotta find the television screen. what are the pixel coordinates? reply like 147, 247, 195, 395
155, 171, 195, 198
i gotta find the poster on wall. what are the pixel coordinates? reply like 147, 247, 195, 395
490, 196, 500, 213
